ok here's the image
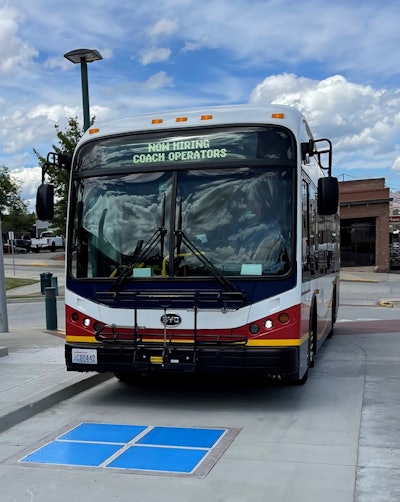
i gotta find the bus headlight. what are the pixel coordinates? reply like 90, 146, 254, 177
264, 319, 274, 329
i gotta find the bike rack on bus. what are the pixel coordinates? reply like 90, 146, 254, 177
94, 288, 248, 369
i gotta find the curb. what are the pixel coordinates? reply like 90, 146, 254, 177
7, 294, 65, 303
340, 277, 379, 283
379, 299, 400, 308
0, 372, 112, 434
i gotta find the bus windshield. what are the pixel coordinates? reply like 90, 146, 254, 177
69, 125, 295, 279
70, 166, 294, 279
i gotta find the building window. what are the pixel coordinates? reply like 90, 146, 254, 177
340, 217, 375, 267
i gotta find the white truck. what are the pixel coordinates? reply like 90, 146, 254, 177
30, 231, 64, 252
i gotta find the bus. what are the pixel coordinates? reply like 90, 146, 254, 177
37, 104, 339, 384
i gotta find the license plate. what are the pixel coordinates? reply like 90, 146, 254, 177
72, 348, 98, 364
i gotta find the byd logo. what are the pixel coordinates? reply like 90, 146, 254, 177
160, 313, 182, 327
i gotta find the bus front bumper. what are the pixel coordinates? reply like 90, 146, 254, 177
65, 342, 300, 377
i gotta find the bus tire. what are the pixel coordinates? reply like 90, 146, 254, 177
114, 372, 140, 383
299, 369, 309, 384
327, 288, 337, 339
309, 302, 318, 368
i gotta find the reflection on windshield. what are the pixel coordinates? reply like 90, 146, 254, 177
70, 167, 293, 279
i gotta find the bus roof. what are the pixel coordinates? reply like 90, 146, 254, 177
79, 104, 307, 145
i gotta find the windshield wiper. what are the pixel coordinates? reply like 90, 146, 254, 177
111, 227, 166, 293
174, 197, 244, 297
111, 195, 167, 293
175, 229, 245, 297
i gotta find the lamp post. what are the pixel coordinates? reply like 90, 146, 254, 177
0, 215, 8, 332
64, 49, 103, 132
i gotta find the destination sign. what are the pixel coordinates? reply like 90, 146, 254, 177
76, 126, 294, 171
132, 138, 229, 165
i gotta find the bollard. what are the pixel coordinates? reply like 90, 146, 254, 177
51, 276, 59, 296
40, 272, 53, 295
44, 286, 58, 330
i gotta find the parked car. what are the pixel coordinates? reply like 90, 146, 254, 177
15, 239, 32, 251
2, 239, 31, 254
30, 232, 64, 252
3, 243, 26, 254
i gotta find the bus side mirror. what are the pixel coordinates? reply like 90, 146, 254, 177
318, 176, 339, 215
36, 183, 54, 220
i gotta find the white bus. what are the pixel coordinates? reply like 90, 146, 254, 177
37, 104, 339, 384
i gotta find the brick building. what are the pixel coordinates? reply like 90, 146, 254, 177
339, 178, 391, 272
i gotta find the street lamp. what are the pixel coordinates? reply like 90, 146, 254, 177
64, 48, 103, 132
0, 215, 8, 332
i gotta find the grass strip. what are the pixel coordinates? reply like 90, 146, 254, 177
5, 278, 39, 291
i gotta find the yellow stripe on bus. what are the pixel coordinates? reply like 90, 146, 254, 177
66, 336, 98, 343
66, 335, 308, 346
246, 339, 303, 347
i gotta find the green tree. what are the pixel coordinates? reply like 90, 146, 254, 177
0, 166, 34, 236
2, 208, 36, 236
0, 165, 24, 215
34, 117, 85, 236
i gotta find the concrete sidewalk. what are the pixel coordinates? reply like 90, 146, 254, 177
0, 328, 111, 434
1, 265, 399, 436
1, 253, 111, 433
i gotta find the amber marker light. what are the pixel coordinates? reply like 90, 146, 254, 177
278, 312, 290, 324
271, 113, 285, 119
88, 128, 99, 134
151, 118, 163, 124
201, 114, 213, 121
176, 116, 188, 122
71, 312, 80, 322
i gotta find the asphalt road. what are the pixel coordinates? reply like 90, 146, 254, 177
3, 250, 64, 280
1, 261, 400, 501
1, 328, 399, 502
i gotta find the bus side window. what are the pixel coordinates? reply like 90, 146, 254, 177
302, 180, 310, 277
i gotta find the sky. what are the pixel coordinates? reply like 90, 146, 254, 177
2, 0, 400, 211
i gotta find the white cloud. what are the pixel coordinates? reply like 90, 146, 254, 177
139, 47, 172, 65
172, 0, 400, 78
28, 104, 79, 123
182, 33, 214, 53
249, 72, 400, 180
0, 6, 37, 75
250, 73, 400, 155
2, 0, 400, 192
11, 166, 42, 212
147, 18, 178, 38
141, 71, 174, 91
392, 157, 400, 173
0, 106, 74, 156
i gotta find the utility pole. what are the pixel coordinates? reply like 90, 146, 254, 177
0, 216, 9, 332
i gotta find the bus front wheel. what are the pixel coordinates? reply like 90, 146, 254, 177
308, 303, 318, 369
